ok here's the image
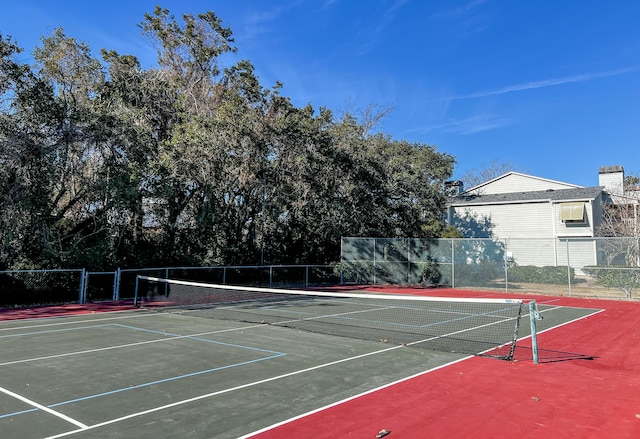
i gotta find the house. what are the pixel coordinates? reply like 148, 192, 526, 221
446, 172, 608, 239
443, 167, 633, 269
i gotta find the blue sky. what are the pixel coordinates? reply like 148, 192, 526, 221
3, 1, 639, 187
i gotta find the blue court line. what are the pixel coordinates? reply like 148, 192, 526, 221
0, 323, 287, 421
0, 353, 285, 420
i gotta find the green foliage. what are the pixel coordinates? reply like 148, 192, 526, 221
507, 265, 573, 284
418, 260, 443, 285
440, 225, 463, 238
454, 261, 503, 286
582, 266, 640, 299
0, 271, 82, 307
0, 9, 454, 271
336, 261, 377, 284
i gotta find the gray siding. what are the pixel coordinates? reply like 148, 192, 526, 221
452, 201, 554, 239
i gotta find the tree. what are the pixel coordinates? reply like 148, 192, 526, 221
0, 34, 34, 268
591, 172, 640, 298
0, 8, 457, 270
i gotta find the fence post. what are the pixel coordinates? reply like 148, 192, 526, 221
504, 240, 509, 293
451, 240, 455, 289
305, 266, 309, 287
566, 239, 572, 297
408, 238, 413, 284
113, 268, 121, 301
269, 266, 273, 287
373, 238, 377, 285
79, 268, 87, 304
134, 275, 139, 306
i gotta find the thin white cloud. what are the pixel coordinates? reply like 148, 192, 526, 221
406, 113, 514, 136
440, 66, 640, 102
435, 115, 514, 134
431, 0, 488, 21
240, 2, 301, 41
358, 0, 412, 55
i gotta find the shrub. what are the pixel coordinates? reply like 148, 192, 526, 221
335, 261, 378, 284
582, 266, 640, 299
454, 261, 503, 287
507, 265, 573, 284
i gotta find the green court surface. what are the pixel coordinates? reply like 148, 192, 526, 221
0, 301, 599, 439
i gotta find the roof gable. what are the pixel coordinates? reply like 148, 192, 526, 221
466, 172, 581, 195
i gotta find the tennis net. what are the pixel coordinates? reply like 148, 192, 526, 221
135, 276, 527, 360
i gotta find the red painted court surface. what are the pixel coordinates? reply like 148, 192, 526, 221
0, 301, 136, 320
249, 288, 640, 439
1, 288, 638, 438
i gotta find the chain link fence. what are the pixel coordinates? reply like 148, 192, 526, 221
0, 269, 85, 308
3, 236, 639, 308
1, 265, 338, 309
115, 264, 338, 301
340, 237, 640, 300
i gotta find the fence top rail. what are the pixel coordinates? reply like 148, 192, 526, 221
119, 264, 334, 273
584, 266, 640, 271
343, 236, 640, 241
0, 269, 84, 274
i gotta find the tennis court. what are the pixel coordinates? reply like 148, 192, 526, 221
0, 280, 606, 439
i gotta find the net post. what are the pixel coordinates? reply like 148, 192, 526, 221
529, 300, 540, 364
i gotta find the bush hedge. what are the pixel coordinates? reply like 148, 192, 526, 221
507, 265, 573, 284
582, 266, 640, 299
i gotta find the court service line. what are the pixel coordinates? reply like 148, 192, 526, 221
40, 306, 525, 439
0, 386, 88, 429
238, 305, 605, 438
42, 353, 286, 410
236, 354, 474, 439
0, 323, 271, 367
34, 304, 587, 438
42, 344, 410, 439
0, 324, 113, 340
0, 310, 157, 332
112, 323, 286, 355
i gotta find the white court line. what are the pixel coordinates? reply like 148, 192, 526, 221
41, 343, 408, 439
238, 305, 606, 438
236, 354, 474, 439
0, 323, 267, 367
0, 310, 154, 332
0, 386, 88, 429
536, 306, 605, 336
39, 309, 525, 438
16, 299, 603, 437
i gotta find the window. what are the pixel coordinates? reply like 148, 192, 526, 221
559, 202, 585, 222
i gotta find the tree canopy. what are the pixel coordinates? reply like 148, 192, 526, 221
0, 8, 455, 270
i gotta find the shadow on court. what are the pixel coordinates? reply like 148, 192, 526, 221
0, 298, 601, 439
513, 345, 598, 363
